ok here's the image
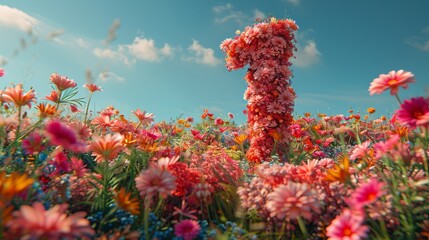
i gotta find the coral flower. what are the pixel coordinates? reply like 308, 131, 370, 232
45, 90, 61, 103
174, 219, 201, 240
348, 178, 385, 209
45, 120, 87, 153
50, 73, 77, 91
7, 202, 94, 239
135, 166, 176, 199
394, 96, 429, 129
88, 133, 124, 162
369, 70, 415, 95
132, 108, 155, 125
349, 141, 371, 160
114, 188, 141, 215
1, 84, 36, 108
21, 131, 45, 155
36, 102, 57, 118
326, 209, 369, 240
0, 171, 34, 202
265, 181, 323, 221
83, 83, 103, 93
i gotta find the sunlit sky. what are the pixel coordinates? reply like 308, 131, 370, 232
1, 1, 428, 124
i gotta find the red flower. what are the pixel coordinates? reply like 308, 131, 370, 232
395, 96, 429, 129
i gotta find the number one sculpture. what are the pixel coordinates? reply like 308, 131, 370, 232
221, 17, 298, 163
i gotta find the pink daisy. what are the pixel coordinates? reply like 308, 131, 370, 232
174, 219, 201, 240
326, 209, 369, 240
348, 178, 385, 209
394, 96, 429, 129
50, 73, 77, 91
135, 166, 176, 199
7, 202, 94, 239
0, 68, 4, 77
350, 141, 371, 160
265, 181, 323, 221
369, 70, 415, 96
21, 131, 45, 155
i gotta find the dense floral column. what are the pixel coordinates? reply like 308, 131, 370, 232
220, 17, 298, 163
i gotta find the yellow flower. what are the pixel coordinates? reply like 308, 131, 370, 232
233, 134, 247, 146
325, 155, 351, 183
114, 188, 141, 215
0, 171, 34, 203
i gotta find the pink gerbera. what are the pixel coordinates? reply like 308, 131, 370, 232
174, 220, 201, 240
45, 120, 87, 153
347, 178, 385, 210
265, 181, 323, 221
394, 96, 429, 129
0, 68, 4, 77
50, 73, 77, 91
369, 70, 415, 96
7, 202, 94, 239
350, 141, 371, 160
326, 209, 369, 240
135, 166, 176, 199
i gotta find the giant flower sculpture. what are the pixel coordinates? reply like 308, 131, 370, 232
221, 17, 298, 162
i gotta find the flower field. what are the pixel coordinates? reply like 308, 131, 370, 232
1, 18, 429, 240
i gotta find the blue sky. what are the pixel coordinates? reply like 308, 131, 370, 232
1, 1, 428, 124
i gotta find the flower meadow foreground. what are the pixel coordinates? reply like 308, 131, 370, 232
1, 18, 429, 240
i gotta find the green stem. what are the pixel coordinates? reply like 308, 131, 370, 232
84, 93, 93, 123
394, 93, 402, 105
297, 216, 309, 239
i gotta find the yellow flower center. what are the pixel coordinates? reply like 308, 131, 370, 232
387, 78, 398, 86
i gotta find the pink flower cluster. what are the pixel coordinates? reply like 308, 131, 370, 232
221, 18, 298, 162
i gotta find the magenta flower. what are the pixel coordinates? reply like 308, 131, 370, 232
394, 96, 429, 129
369, 70, 415, 96
0, 68, 4, 77
326, 209, 369, 240
45, 120, 87, 153
347, 178, 385, 209
174, 220, 201, 240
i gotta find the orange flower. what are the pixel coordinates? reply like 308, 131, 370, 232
114, 188, 140, 215
36, 102, 57, 118
367, 107, 376, 114
0, 171, 34, 203
233, 134, 247, 145
122, 132, 137, 148
1, 84, 36, 108
88, 133, 124, 162
325, 155, 351, 183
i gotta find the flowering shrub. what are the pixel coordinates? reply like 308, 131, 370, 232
0, 22, 429, 240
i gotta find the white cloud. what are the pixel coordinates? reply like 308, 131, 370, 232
186, 40, 221, 66
93, 46, 135, 66
98, 71, 125, 82
74, 38, 89, 48
212, 3, 233, 13
406, 27, 429, 52
127, 37, 173, 62
46, 29, 65, 40
0, 5, 39, 32
286, 0, 300, 6
293, 40, 321, 67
